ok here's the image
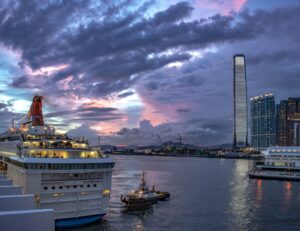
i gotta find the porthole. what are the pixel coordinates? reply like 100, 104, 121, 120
93, 184, 97, 187
66, 185, 70, 189
80, 185, 83, 188
73, 185, 77, 188
44, 186, 48, 190
59, 186, 63, 189
87, 184, 90, 188
52, 186, 55, 190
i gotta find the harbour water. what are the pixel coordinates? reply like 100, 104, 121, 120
62, 155, 300, 231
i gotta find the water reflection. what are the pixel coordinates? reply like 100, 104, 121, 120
62, 156, 300, 231
228, 160, 254, 230
283, 182, 292, 209
255, 179, 263, 207
133, 218, 144, 231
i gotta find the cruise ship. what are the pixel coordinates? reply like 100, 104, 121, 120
249, 146, 300, 181
0, 96, 115, 228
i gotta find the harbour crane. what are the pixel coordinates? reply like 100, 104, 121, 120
156, 134, 163, 145
177, 135, 183, 145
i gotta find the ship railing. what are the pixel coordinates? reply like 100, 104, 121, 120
24, 151, 105, 159
23, 146, 89, 150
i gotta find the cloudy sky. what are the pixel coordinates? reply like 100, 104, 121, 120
0, 0, 300, 146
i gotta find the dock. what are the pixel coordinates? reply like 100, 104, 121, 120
249, 170, 300, 181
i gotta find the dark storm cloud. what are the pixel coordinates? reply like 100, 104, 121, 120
132, 5, 300, 146
10, 76, 28, 88
117, 91, 135, 98
45, 106, 123, 123
144, 81, 159, 91
70, 117, 121, 122
1, 0, 283, 98
177, 108, 190, 113
116, 127, 140, 136
1, 0, 300, 145
0, 110, 23, 131
102, 117, 232, 146
0, 103, 9, 110
152, 1, 193, 24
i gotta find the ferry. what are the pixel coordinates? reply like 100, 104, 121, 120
249, 146, 300, 181
0, 96, 115, 228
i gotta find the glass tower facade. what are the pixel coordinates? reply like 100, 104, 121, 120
277, 98, 300, 146
233, 54, 248, 148
250, 94, 276, 149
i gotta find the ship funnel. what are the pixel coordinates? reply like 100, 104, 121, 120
27, 96, 44, 126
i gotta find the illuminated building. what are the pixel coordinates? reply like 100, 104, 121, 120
233, 54, 248, 149
277, 98, 300, 146
250, 94, 276, 149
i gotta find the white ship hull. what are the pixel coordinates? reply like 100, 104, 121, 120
0, 95, 115, 227
1, 147, 114, 227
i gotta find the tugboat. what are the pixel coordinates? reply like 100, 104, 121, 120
121, 171, 170, 209
152, 186, 170, 201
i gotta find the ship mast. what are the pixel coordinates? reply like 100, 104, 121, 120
140, 171, 147, 191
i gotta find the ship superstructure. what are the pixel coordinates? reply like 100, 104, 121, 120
0, 96, 115, 228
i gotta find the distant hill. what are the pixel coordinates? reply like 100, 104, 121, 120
205, 143, 233, 149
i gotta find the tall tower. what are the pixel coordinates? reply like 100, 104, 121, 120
250, 94, 276, 149
277, 98, 300, 146
233, 54, 248, 149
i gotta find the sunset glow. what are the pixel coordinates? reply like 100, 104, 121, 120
0, 0, 299, 146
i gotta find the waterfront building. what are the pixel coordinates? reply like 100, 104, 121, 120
276, 98, 300, 146
233, 54, 248, 149
263, 146, 300, 168
250, 94, 276, 149
249, 146, 300, 181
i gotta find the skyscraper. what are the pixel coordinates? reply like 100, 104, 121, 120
277, 98, 300, 146
277, 100, 288, 146
250, 94, 276, 149
233, 54, 248, 149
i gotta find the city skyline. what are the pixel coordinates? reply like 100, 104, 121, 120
0, 1, 300, 146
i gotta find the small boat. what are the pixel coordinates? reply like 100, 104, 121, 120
121, 171, 170, 209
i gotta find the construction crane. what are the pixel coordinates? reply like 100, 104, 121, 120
156, 134, 163, 145
177, 135, 183, 145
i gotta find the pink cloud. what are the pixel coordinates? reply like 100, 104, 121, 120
137, 91, 187, 126
233, 0, 247, 11
26, 64, 68, 76
196, 0, 247, 15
